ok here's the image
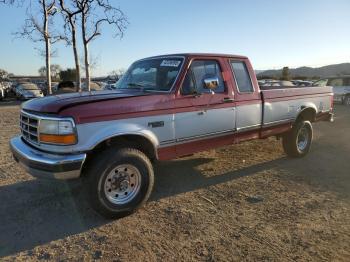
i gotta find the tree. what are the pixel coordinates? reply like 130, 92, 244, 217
80, 52, 99, 75
59, 68, 77, 81
281, 67, 291, 81
38, 64, 62, 81
75, 0, 127, 91
15, 0, 61, 94
0, 69, 8, 79
109, 68, 125, 79
59, 0, 82, 91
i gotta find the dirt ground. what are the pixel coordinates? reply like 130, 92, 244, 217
0, 101, 349, 261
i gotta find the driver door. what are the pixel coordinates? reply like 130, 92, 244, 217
174, 59, 236, 150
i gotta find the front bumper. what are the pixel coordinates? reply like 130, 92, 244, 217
10, 136, 86, 180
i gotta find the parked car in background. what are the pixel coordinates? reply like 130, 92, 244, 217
96, 82, 107, 90
38, 82, 59, 95
53, 81, 76, 94
313, 76, 350, 105
81, 81, 104, 91
58, 81, 75, 90
259, 80, 295, 88
292, 80, 313, 87
104, 82, 118, 90
15, 83, 43, 100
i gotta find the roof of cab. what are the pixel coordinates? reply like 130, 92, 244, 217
144, 53, 248, 60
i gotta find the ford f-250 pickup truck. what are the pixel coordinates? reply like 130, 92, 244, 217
10, 53, 334, 218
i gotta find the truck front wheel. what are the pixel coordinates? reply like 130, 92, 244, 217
86, 147, 154, 218
282, 120, 313, 158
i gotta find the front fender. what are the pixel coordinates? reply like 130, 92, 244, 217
76, 121, 160, 152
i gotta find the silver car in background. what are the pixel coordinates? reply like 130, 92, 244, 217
314, 76, 350, 106
15, 83, 44, 100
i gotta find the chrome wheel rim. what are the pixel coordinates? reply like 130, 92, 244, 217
297, 125, 309, 151
104, 164, 141, 205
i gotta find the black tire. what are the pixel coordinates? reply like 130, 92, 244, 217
282, 120, 313, 158
85, 147, 154, 218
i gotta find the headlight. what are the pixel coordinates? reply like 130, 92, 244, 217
39, 119, 77, 145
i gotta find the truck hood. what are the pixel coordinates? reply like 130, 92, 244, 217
22, 89, 151, 114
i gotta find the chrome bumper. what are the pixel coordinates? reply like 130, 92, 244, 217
10, 136, 86, 180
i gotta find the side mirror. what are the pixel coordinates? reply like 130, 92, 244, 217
203, 77, 219, 90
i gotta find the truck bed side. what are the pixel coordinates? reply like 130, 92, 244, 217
260, 86, 333, 137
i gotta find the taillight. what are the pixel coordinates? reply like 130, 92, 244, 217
330, 94, 334, 110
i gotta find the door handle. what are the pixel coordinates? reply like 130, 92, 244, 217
223, 97, 234, 103
197, 111, 206, 115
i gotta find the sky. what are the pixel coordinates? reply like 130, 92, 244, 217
0, 0, 349, 76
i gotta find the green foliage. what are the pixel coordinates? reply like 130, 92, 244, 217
59, 68, 77, 82
257, 75, 278, 80
292, 75, 308, 81
280, 67, 290, 80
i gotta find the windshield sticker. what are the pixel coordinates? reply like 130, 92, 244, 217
160, 60, 181, 67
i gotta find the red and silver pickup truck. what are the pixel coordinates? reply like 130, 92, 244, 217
10, 53, 333, 218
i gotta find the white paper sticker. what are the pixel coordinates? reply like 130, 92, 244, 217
160, 60, 181, 67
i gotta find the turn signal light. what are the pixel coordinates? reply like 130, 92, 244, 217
39, 134, 77, 145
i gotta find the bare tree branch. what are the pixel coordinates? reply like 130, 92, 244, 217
14, 0, 61, 94
59, 0, 83, 91
75, 0, 128, 91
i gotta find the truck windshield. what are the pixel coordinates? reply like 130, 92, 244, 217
116, 57, 184, 92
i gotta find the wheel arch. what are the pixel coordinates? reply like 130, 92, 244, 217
81, 132, 159, 176
295, 106, 317, 123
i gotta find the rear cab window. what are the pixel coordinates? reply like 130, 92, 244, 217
230, 60, 254, 93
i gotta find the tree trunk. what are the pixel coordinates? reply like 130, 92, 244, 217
71, 24, 81, 92
43, 0, 52, 95
46, 37, 52, 94
81, 11, 90, 92
83, 41, 90, 91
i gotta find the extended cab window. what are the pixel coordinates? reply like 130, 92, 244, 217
181, 60, 225, 95
230, 61, 254, 93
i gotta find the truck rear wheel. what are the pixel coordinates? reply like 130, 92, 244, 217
86, 147, 154, 218
282, 120, 313, 158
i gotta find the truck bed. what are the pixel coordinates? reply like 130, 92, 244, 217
260, 86, 333, 128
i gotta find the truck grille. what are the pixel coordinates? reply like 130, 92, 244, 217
20, 112, 39, 144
